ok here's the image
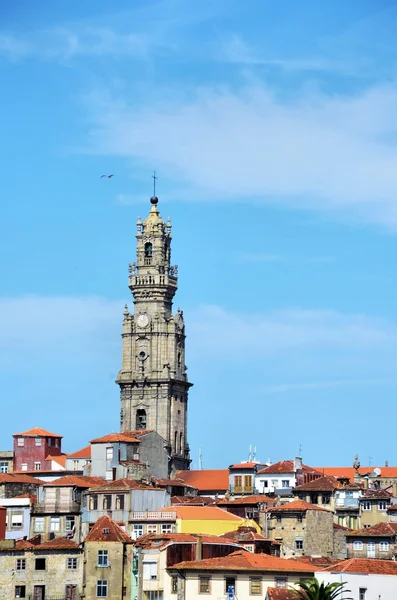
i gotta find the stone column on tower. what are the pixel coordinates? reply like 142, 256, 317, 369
116, 195, 192, 471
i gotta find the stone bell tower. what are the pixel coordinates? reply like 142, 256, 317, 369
116, 195, 192, 470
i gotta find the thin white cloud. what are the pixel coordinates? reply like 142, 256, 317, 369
83, 82, 397, 228
0, 34, 30, 59
240, 253, 282, 263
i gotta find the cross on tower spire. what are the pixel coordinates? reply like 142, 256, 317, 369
152, 170, 158, 197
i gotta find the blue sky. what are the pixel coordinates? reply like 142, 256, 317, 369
1, 0, 397, 469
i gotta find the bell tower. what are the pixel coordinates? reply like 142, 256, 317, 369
116, 194, 192, 471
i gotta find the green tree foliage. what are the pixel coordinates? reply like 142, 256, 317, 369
293, 578, 352, 600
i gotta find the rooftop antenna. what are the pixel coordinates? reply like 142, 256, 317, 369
152, 170, 158, 197
248, 444, 252, 462
252, 445, 257, 461
369, 456, 373, 467
198, 448, 203, 470
298, 443, 302, 456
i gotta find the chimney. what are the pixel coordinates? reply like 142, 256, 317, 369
294, 457, 303, 472
196, 536, 203, 560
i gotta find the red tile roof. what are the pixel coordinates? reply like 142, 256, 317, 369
171, 496, 216, 505
46, 454, 67, 468
229, 462, 263, 471
44, 475, 106, 488
0, 473, 43, 485
13, 427, 62, 438
135, 532, 245, 550
316, 467, 397, 481
175, 469, 229, 492
34, 537, 79, 550
265, 499, 331, 513
90, 431, 141, 444
84, 515, 132, 543
172, 549, 315, 573
267, 589, 295, 600
257, 460, 321, 475
295, 475, 341, 492
220, 527, 270, 543
90, 477, 156, 491
346, 522, 397, 537
160, 506, 243, 521
217, 495, 275, 506
67, 445, 91, 459
322, 557, 397, 575
361, 488, 393, 499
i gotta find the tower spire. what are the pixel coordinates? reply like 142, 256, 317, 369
151, 170, 158, 201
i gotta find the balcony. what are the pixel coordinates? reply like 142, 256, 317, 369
131, 511, 176, 521
335, 498, 359, 509
229, 486, 256, 495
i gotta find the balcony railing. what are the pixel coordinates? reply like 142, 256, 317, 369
335, 499, 359, 508
131, 511, 176, 521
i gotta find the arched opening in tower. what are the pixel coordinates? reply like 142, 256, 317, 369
136, 409, 147, 430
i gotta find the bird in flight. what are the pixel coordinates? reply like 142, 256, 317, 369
100, 174, 114, 178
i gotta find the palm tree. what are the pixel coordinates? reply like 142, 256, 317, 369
292, 578, 352, 600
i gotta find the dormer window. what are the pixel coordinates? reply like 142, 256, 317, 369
144, 242, 153, 265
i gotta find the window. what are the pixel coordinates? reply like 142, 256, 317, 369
136, 409, 147, 429
115, 494, 124, 510
132, 524, 143, 539
244, 475, 253, 489
106, 447, 113, 461
161, 523, 172, 533
199, 576, 211, 594
34, 517, 45, 532
322, 494, 331, 504
48, 438, 52, 446
171, 575, 178, 594
380, 541, 389, 552
378, 501, 387, 511
73, 460, 79, 470
281, 480, 289, 488
275, 578, 287, 588
35, 558, 46, 570
359, 588, 366, 600
263, 480, 268, 489
65, 516, 75, 531
16, 558, 26, 570
67, 557, 78, 569
353, 541, 363, 551
297, 514, 303, 523
143, 561, 158, 580
34, 462, 41, 471
250, 577, 262, 595
35, 437, 42, 446
21, 464, 27, 471
311, 493, 318, 504
0, 461, 8, 473
98, 550, 109, 567
225, 577, 236, 595
17, 438, 24, 447
362, 501, 371, 511
15, 586, 26, 598
276, 515, 282, 523
97, 580, 108, 598
144, 242, 153, 260
147, 524, 157, 534
103, 495, 111, 510
55, 438, 59, 447
234, 475, 242, 490
295, 538, 303, 550
89, 495, 98, 510
11, 514, 23, 528
50, 517, 60, 532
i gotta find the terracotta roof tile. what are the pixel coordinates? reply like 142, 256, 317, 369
159, 506, 243, 521
135, 532, 245, 550
67, 445, 91, 459
46, 454, 67, 468
257, 460, 322, 476
265, 499, 331, 513
171, 496, 216, 505
229, 462, 263, 471
89, 432, 141, 444
34, 537, 79, 550
361, 488, 393, 499
13, 427, 62, 438
175, 469, 229, 492
44, 475, 106, 488
220, 527, 270, 542
267, 588, 295, 600
347, 522, 397, 537
217, 495, 275, 506
90, 477, 155, 491
85, 515, 132, 543
172, 549, 315, 573
0, 473, 43, 485
295, 476, 341, 492
316, 467, 397, 481
322, 558, 397, 575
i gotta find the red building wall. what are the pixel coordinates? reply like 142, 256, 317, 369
13, 435, 62, 472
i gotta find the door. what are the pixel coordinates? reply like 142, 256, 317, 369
33, 586, 45, 600
66, 585, 77, 600
367, 542, 376, 558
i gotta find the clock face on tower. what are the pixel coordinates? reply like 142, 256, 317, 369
136, 313, 149, 328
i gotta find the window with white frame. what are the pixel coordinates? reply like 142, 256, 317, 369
11, 514, 23, 528
281, 480, 289, 488
17, 438, 24, 447
16, 558, 26, 570
34, 462, 41, 471
361, 501, 371, 511
143, 561, 158, 580
275, 578, 287, 588
55, 438, 59, 447
0, 461, 8, 473
161, 523, 172, 533
250, 577, 262, 595
379, 541, 389, 552
21, 464, 27, 471
35, 437, 42, 446
198, 576, 211, 594
73, 460, 79, 470
50, 517, 60, 531
132, 524, 143, 540
96, 580, 108, 597
295, 538, 303, 550
378, 501, 387, 511
106, 447, 113, 460
65, 516, 75, 531
353, 541, 363, 551
98, 550, 109, 567
34, 517, 45, 532
147, 524, 157, 534
67, 557, 78, 569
